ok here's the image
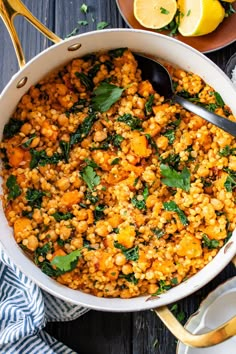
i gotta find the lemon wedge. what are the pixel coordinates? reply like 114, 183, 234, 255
134, 0, 177, 29
178, 0, 225, 36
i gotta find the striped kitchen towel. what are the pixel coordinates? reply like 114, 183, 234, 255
0, 243, 89, 354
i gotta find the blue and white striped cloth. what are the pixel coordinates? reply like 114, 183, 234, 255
0, 243, 88, 354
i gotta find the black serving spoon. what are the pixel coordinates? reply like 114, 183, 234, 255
134, 54, 236, 137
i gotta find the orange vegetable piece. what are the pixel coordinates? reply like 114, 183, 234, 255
117, 225, 136, 249
61, 190, 81, 207
14, 217, 32, 238
130, 134, 152, 158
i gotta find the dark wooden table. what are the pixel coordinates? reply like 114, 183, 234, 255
0, 1, 236, 353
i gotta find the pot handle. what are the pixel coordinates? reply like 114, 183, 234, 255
0, 0, 62, 68
154, 255, 236, 348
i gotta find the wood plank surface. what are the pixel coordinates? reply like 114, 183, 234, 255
0, 1, 235, 354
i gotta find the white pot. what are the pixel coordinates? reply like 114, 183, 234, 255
1, 0, 236, 344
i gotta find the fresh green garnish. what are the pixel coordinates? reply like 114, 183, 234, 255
186, 9, 191, 16
75, 72, 94, 91
70, 113, 97, 146
119, 273, 138, 285
81, 165, 100, 191
159, 153, 180, 169
151, 228, 165, 239
92, 82, 126, 112
219, 145, 236, 157
160, 7, 169, 14
117, 113, 143, 130
111, 157, 120, 165
202, 234, 220, 249
163, 129, 175, 144
108, 48, 127, 58
3, 118, 24, 139
114, 242, 139, 261
51, 249, 82, 272
112, 134, 124, 148
170, 304, 185, 323
26, 188, 46, 209
131, 185, 149, 210
78, 20, 88, 26
30, 149, 62, 169
163, 201, 188, 225
94, 204, 106, 221
52, 212, 74, 222
213, 92, 225, 107
145, 94, 154, 115
59, 140, 70, 163
6, 175, 21, 200
224, 168, 236, 192
65, 99, 87, 116
145, 134, 158, 154
22, 133, 36, 148
84, 158, 100, 169
152, 280, 172, 296
160, 164, 190, 192
97, 21, 109, 30
80, 3, 88, 13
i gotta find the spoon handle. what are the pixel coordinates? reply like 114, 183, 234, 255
174, 95, 236, 137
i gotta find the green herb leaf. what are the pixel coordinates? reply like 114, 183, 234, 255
97, 21, 109, 30
30, 149, 62, 169
145, 134, 158, 154
160, 7, 169, 14
163, 129, 175, 144
159, 153, 180, 169
224, 168, 236, 192
114, 242, 139, 261
92, 82, 125, 112
59, 140, 70, 163
111, 157, 120, 165
108, 48, 127, 58
78, 20, 88, 26
75, 72, 94, 91
70, 113, 97, 146
6, 175, 21, 200
151, 228, 165, 239
202, 234, 220, 249
214, 92, 225, 107
22, 133, 36, 148
81, 165, 100, 191
163, 201, 188, 225
219, 145, 236, 157
145, 94, 154, 115
152, 280, 172, 296
94, 204, 106, 221
3, 118, 24, 139
160, 164, 190, 192
51, 249, 82, 272
117, 113, 143, 130
131, 185, 149, 210
26, 188, 46, 209
119, 273, 138, 285
52, 211, 74, 222
80, 3, 88, 13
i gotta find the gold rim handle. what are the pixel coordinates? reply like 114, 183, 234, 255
154, 257, 236, 348
154, 305, 236, 348
0, 0, 62, 68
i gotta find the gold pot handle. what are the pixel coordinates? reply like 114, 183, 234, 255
154, 256, 236, 348
0, 0, 62, 68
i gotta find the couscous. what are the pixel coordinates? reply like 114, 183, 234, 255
1, 48, 235, 298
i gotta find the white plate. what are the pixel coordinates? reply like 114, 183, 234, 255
176, 277, 236, 354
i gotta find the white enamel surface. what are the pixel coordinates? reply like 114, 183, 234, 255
1, 29, 236, 311
176, 277, 236, 354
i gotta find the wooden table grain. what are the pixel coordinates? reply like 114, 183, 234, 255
0, 1, 236, 353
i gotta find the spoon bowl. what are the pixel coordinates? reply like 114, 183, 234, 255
134, 53, 236, 137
